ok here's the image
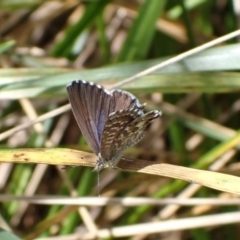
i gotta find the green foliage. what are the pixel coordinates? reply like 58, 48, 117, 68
0, 0, 240, 239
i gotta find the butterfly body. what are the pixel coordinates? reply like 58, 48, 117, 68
67, 80, 161, 172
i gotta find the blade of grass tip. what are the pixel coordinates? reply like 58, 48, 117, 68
0, 40, 16, 54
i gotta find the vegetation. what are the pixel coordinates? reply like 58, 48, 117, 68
0, 0, 240, 239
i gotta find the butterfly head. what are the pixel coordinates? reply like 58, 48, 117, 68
92, 153, 105, 172
92, 152, 123, 172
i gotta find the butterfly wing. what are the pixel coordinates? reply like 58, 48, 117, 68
67, 80, 113, 154
100, 109, 142, 162
111, 89, 144, 112
111, 110, 161, 156
99, 109, 161, 169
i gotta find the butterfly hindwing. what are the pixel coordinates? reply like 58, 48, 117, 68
100, 109, 160, 169
110, 110, 160, 161
100, 109, 143, 161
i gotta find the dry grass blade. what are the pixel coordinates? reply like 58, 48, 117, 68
1, 147, 240, 195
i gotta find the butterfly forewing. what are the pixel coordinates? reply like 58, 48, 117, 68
85, 82, 112, 143
67, 80, 112, 154
111, 90, 144, 112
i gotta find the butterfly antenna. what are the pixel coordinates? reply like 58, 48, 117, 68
97, 171, 101, 197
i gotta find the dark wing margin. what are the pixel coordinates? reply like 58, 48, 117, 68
111, 89, 145, 112
66, 80, 112, 154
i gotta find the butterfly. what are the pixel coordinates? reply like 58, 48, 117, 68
67, 80, 161, 172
